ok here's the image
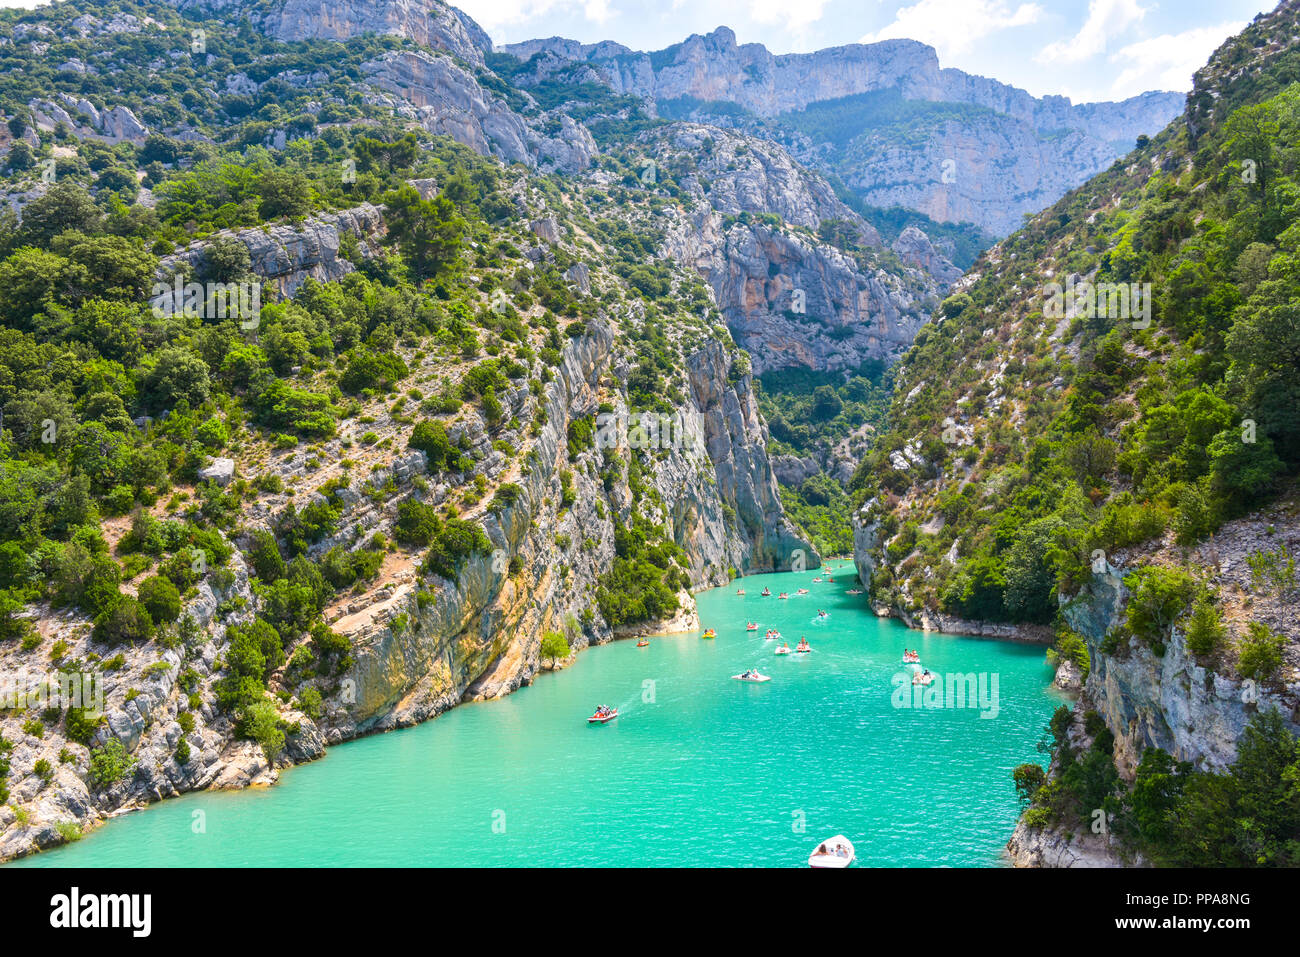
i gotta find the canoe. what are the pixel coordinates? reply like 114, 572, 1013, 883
809, 836, 855, 868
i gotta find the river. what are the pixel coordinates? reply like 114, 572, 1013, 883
11, 565, 1060, 867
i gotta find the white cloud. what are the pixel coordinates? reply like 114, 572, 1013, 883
456, 0, 614, 33
1035, 0, 1146, 65
1104, 21, 1247, 99
860, 0, 1042, 57
745, 0, 831, 33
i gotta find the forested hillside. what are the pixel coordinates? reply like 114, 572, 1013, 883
850, 0, 1300, 866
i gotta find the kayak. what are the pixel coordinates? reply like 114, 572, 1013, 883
808, 836, 855, 868
587, 709, 619, 723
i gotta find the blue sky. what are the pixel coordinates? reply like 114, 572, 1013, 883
0, 0, 1275, 103
452, 0, 1273, 103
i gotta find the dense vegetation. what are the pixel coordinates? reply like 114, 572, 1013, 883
0, 0, 752, 782
851, 5, 1300, 659
755, 360, 893, 556
1017, 706, 1300, 866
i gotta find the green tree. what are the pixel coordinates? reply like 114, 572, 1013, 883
88, 738, 135, 789
1237, 621, 1284, 682
540, 629, 570, 665
137, 575, 182, 625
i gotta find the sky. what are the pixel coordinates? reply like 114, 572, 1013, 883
0, 0, 1276, 103
454, 0, 1271, 103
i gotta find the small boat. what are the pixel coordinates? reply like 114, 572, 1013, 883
760, 587, 771, 597
701, 629, 716, 640
795, 639, 811, 654
809, 836, 855, 868
815, 611, 829, 621
746, 622, 759, 631
732, 670, 771, 683
913, 671, 935, 687
764, 630, 782, 640
587, 707, 618, 724
636, 638, 649, 648
736, 588, 745, 595
846, 588, 863, 595
778, 592, 789, 600
775, 644, 791, 655
902, 651, 920, 664
812, 577, 823, 583
796, 588, 809, 595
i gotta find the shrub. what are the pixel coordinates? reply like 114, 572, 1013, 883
92, 596, 155, 645
409, 419, 460, 471
1183, 599, 1226, 656
237, 698, 286, 761
393, 500, 442, 546
1237, 622, 1284, 682
423, 517, 492, 580
1123, 566, 1197, 653
88, 738, 135, 789
1012, 763, 1048, 806
137, 575, 182, 625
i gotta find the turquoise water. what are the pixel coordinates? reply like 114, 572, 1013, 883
11, 567, 1059, 867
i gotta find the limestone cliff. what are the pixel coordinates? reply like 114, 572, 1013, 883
650, 125, 945, 373
0, 236, 810, 864
502, 27, 1184, 236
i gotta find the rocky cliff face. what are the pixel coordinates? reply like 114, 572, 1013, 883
503, 27, 1183, 236
166, 0, 492, 65
360, 50, 596, 173
0, 219, 810, 862
157, 202, 386, 299
651, 125, 945, 373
